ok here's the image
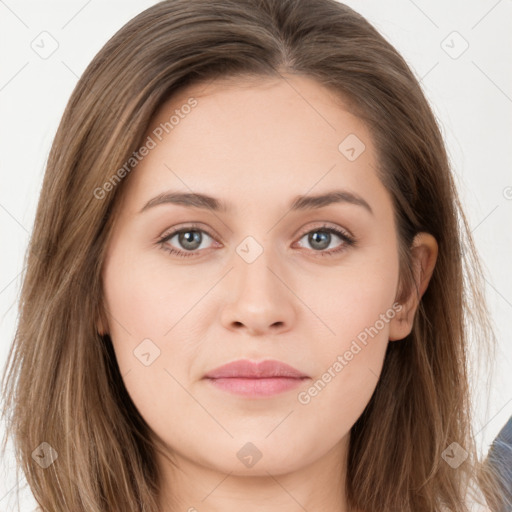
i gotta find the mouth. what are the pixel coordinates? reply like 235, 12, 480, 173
203, 359, 310, 398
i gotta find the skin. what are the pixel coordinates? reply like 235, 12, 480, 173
98, 74, 437, 512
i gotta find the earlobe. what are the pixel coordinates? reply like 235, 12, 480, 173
389, 232, 438, 342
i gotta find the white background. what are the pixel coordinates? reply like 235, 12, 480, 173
1, 1, 511, 510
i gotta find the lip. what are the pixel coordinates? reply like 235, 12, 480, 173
204, 359, 309, 379
203, 359, 310, 398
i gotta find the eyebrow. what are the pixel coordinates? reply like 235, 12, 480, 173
139, 189, 373, 215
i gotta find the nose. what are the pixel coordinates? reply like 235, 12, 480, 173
219, 243, 297, 336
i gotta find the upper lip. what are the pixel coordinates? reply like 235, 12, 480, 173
204, 359, 309, 379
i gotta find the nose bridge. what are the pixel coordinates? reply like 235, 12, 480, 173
220, 233, 295, 334
234, 234, 280, 300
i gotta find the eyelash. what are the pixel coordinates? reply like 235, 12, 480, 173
156, 223, 356, 259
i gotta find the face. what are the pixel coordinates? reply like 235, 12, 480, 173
100, 74, 405, 480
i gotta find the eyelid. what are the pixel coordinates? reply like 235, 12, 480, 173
157, 222, 222, 245
294, 221, 355, 241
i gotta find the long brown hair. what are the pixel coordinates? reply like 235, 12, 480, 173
1, 0, 505, 510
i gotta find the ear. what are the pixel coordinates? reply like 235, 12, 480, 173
389, 232, 438, 341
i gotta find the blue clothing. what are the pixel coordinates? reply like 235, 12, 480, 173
485, 415, 512, 512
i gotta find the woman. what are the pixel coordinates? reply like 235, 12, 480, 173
1, 0, 506, 510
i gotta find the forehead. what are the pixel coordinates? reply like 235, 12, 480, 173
116, 74, 385, 217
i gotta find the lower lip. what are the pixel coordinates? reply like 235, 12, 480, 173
205, 377, 308, 397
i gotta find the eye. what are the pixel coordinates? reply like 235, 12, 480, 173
294, 224, 356, 257
157, 223, 217, 258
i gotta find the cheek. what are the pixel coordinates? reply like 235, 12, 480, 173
302, 250, 399, 399
102, 246, 185, 340
294, 279, 398, 448
100, 264, 183, 437
314, 249, 400, 348
100, 245, 204, 420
